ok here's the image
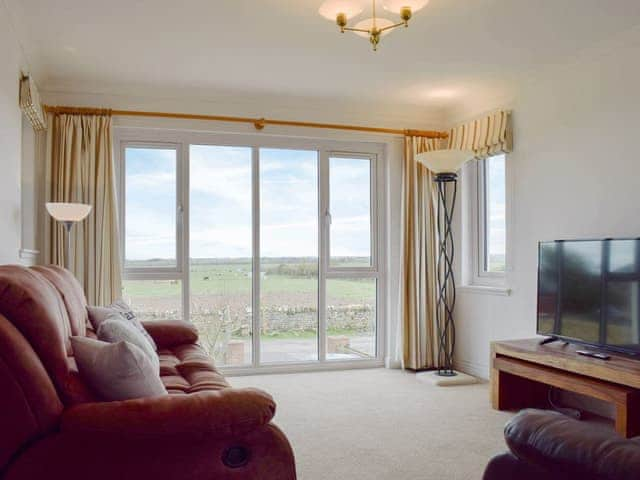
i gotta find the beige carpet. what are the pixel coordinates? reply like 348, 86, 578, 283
232, 368, 512, 480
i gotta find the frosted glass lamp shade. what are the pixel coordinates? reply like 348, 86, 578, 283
46, 203, 92, 222
382, 0, 430, 14
319, 0, 365, 21
415, 149, 474, 174
353, 17, 395, 37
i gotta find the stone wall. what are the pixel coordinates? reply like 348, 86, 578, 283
138, 304, 375, 334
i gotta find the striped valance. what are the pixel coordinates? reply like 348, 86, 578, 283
414, 137, 440, 155
411, 110, 512, 160
447, 110, 512, 159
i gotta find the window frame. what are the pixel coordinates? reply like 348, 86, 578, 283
325, 151, 378, 275
114, 127, 387, 373
466, 153, 509, 288
118, 141, 184, 276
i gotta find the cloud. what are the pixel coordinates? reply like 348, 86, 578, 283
125, 146, 372, 260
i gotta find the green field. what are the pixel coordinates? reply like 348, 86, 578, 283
123, 257, 377, 363
123, 257, 375, 301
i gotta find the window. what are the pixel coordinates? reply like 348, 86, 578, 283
329, 155, 372, 268
467, 153, 507, 287
123, 146, 179, 269
260, 148, 319, 363
325, 154, 377, 359
121, 144, 184, 320
479, 154, 506, 275
189, 145, 253, 367
117, 131, 385, 372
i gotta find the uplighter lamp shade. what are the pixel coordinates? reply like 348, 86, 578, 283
382, 0, 430, 14
353, 17, 395, 37
46, 203, 92, 222
319, 0, 365, 21
415, 149, 474, 174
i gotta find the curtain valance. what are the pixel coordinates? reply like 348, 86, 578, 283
447, 110, 512, 159
413, 110, 512, 160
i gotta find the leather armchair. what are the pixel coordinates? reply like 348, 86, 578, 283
483, 409, 640, 480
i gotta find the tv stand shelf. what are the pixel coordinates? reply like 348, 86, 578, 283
491, 339, 640, 438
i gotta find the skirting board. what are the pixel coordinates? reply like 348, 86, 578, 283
454, 359, 490, 380
416, 370, 478, 386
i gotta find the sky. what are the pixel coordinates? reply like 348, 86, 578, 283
486, 154, 506, 260
124, 146, 371, 262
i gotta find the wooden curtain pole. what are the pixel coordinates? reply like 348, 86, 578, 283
44, 105, 448, 139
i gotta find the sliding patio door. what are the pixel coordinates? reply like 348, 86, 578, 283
325, 154, 377, 360
189, 145, 253, 367
259, 149, 319, 363
118, 132, 384, 371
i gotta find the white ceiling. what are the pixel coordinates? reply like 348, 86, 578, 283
6, 0, 640, 117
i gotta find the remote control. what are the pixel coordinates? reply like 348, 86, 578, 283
576, 350, 611, 360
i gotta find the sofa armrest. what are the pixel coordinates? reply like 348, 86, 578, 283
61, 388, 275, 439
505, 409, 640, 480
141, 320, 199, 349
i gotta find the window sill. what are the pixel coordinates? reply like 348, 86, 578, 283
457, 285, 512, 296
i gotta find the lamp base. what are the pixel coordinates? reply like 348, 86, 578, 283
416, 370, 477, 387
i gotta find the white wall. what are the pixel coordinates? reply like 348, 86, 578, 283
452, 25, 640, 379
0, 4, 28, 264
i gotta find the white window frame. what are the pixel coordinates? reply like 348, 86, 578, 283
118, 142, 185, 276
115, 127, 387, 374
464, 154, 510, 290
117, 141, 189, 320
325, 152, 378, 275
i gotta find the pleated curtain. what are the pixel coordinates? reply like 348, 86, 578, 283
44, 111, 122, 305
399, 110, 512, 370
399, 136, 440, 370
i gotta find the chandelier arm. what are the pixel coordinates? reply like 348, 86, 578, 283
342, 26, 372, 34
378, 21, 407, 33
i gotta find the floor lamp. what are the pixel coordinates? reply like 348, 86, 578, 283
415, 149, 476, 386
46, 203, 92, 270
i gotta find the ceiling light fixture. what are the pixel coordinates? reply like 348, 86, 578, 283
319, 0, 429, 51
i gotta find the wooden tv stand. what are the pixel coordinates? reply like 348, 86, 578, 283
491, 339, 640, 438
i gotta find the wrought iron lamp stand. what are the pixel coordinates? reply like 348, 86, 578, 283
434, 172, 458, 377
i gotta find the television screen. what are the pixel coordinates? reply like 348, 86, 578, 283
537, 239, 640, 354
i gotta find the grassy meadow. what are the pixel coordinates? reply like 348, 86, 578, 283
123, 257, 376, 311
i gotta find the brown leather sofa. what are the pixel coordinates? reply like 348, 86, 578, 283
483, 409, 640, 480
0, 265, 296, 480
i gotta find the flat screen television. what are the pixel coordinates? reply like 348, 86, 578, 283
537, 238, 640, 355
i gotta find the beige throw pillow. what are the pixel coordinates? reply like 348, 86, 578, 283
71, 337, 166, 401
97, 316, 160, 372
87, 300, 157, 350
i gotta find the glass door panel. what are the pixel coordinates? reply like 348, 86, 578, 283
326, 278, 376, 359
329, 156, 372, 268
189, 145, 253, 367
259, 148, 319, 363
124, 147, 178, 269
122, 279, 183, 321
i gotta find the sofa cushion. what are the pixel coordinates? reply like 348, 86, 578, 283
88, 300, 157, 350
0, 313, 64, 471
71, 337, 167, 401
97, 317, 160, 372
0, 265, 96, 405
159, 344, 229, 394
31, 265, 88, 337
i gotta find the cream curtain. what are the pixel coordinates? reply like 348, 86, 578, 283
398, 136, 440, 370
44, 111, 122, 305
